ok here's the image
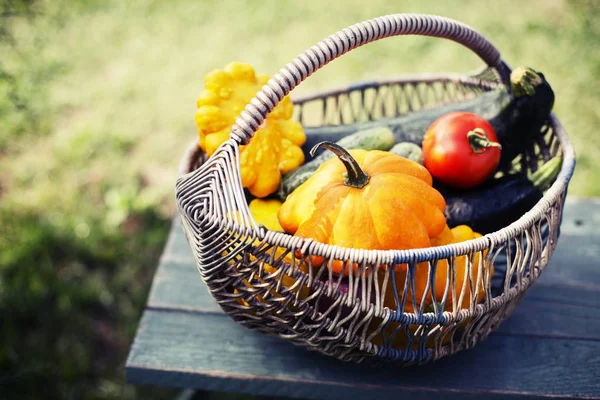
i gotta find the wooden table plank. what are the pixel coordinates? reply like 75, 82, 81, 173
496, 299, 600, 340
148, 257, 221, 314
557, 197, 600, 237
127, 196, 600, 399
127, 310, 600, 399
522, 232, 600, 309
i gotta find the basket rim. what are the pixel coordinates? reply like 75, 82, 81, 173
289, 68, 503, 105
177, 73, 576, 262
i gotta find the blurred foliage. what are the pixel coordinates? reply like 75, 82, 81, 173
0, 0, 598, 399
0, 0, 62, 151
0, 3, 174, 398
0, 207, 171, 398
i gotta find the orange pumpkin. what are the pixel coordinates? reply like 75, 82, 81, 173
278, 141, 447, 275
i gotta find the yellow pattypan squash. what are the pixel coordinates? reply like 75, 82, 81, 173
248, 198, 284, 231
382, 224, 493, 314
234, 199, 310, 308
195, 62, 306, 198
428, 224, 493, 310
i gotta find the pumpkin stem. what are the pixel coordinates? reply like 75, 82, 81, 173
467, 128, 502, 154
310, 141, 370, 189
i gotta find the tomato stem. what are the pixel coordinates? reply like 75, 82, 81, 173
467, 128, 502, 154
310, 141, 370, 189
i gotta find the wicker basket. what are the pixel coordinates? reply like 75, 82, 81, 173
175, 14, 576, 365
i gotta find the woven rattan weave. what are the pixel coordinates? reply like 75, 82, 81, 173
175, 14, 576, 365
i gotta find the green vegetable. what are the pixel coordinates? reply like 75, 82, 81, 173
438, 156, 563, 234
301, 67, 554, 172
276, 126, 395, 200
389, 142, 424, 165
529, 156, 562, 191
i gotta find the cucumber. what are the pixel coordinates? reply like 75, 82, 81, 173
389, 142, 424, 165
277, 126, 395, 200
301, 67, 554, 172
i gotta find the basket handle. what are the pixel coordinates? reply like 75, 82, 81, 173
229, 13, 510, 147
176, 13, 511, 279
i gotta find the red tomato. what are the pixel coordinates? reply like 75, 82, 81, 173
422, 112, 502, 189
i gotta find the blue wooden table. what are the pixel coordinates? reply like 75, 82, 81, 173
126, 196, 600, 400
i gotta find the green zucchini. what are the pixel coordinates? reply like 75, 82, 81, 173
389, 142, 424, 165
301, 67, 554, 172
277, 126, 394, 200
439, 156, 562, 234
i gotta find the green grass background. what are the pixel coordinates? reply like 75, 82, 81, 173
1, 0, 598, 398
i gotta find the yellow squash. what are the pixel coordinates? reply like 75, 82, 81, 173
382, 224, 493, 313
234, 199, 310, 308
248, 198, 284, 231
428, 224, 493, 310
374, 224, 494, 349
195, 62, 306, 198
